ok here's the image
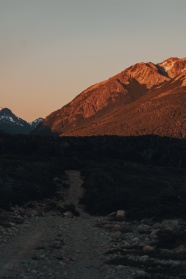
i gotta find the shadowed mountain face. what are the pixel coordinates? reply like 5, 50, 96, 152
0, 108, 43, 134
35, 57, 186, 138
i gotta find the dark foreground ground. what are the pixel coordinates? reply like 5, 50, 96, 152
0, 133, 186, 278
0, 170, 186, 279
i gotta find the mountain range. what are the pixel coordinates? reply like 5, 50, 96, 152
2, 57, 186, 137
35, 57, 186, 138
0, 108, 43, 134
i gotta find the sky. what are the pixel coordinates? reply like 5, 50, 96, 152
0, 0, 186, 121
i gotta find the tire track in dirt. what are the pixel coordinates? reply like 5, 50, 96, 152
0, 221, 47, 278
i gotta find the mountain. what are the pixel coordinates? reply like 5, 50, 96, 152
35, 57, 186, 138
0, 108, 43, 134
30, 118, 44, 129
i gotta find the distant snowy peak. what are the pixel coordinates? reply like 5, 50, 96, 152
0, 108, 43, 134
0, 108, 27, 126
30, 117, 44, 128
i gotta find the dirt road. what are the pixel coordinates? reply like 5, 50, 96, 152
0, 170, 110, 279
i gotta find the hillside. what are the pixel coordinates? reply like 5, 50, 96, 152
35, 57, 186, 138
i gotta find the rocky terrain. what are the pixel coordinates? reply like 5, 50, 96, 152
0, 170, 186, 279
0, 133, 186, 278
34, 57, 186, 138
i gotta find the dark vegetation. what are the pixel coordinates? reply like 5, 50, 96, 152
0, 132, 186, 219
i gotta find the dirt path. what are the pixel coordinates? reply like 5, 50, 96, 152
56, 170, 109, 279
61, 214, 108, 279
0, 170, 110, 279
64, 170, 84, 207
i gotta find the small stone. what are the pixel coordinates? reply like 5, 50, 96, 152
135, 270, 146, 276
137, 224, 150, 233
116, 210, 126, 218
151, 229, 160, 238
132, 237, 140, 243
140, 255, 149, 261
116, 265, 124, 270
63, 211, 73, 218
143, 245, 155, 252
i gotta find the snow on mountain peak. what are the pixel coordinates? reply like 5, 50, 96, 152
30, 118, 43, 128
158, 57, 186, 78
159, 57, 179, 71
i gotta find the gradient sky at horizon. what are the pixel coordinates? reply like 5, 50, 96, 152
0, 0, 186, 121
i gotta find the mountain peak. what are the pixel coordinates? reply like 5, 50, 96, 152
30, 117, 44, 128
32, 56, 186, 138
158, 57, 186, 77
124, 61, 168, 88
0, 108, 13, 115
0, 108, 43, 134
